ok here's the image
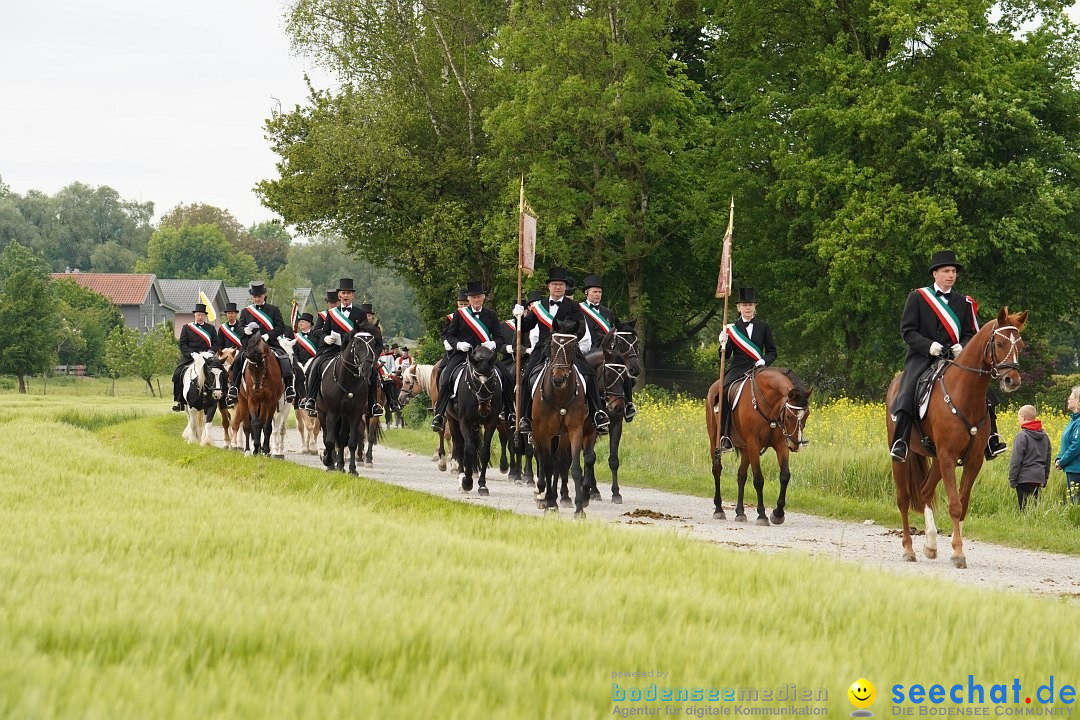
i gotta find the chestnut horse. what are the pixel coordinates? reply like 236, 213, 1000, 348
706, 367, 812, 524
531, 323, 592, 517
885, 307, 1027, 568
230, 335, 287, 457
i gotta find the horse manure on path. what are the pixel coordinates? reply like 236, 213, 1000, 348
622, 508, 686, 521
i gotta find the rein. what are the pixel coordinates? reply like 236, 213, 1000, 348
331, 333, 376, 397
539, 333, 581, 416
747, 370, 809, 448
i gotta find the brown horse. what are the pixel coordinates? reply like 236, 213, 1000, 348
216, 347, 237, 447
885, 307, 1027, 568
706, 367, 812, 524
531, 324, 591, 517
230, 336, 287, 457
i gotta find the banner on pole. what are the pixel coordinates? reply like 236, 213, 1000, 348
715, 198, 734, 299
520, 202, 537, 278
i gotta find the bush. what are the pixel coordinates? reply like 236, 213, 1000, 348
1034, 374, 1080, 415
401, 390, 432, 427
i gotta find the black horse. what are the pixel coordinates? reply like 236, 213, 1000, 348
584, 322, 641, 504
317, 324, 380, 475
498, 352, 535, 487
445, 344, 502, 495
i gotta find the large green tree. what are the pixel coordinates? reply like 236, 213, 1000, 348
0, 243, 60, 392
242, 220, 293, 277
137, 223, 258, 285
52, 278, 125, 374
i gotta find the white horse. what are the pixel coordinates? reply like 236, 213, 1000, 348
181, 351, 225, 446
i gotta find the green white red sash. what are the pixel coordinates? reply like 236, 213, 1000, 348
246, 304, 274, 332
917, 287, 960, 344
187, 323, 212, 347
579, 302, 612, 333
459, 308, 492, 342
329, 306, 355, 334
221, 324, 243, 348
530, 301, 554, 329
378, 363, 391, 379
504, 319, 516, 332
726, 324, 763, 362
295, 333, 317, 357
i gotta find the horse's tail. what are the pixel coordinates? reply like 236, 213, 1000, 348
368, 413, 383, 446
902, 453, 930, 511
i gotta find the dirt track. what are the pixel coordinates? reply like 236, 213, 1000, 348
256, 425, 1079, 601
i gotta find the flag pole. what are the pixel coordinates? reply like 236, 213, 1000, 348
514, 175, 525, 436
714, 196, 734, 456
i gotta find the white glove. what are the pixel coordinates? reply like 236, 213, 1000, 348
718, 331, 728, 349
481, 340, 497, 351
754, 358, 765, 367
456, 341, 472, 352
443, 339, 452, 351
929, 342, 944, 357
325, 332, 341, 346
504, 344, 514, 354
512, 304, 525, 318
244, 322, 259, 335
951, 343, 963, 356
261, 333, 269, 342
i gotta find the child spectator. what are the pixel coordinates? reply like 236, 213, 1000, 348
1008, 405, 1051, 510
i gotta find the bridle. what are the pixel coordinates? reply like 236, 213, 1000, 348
748, 371, 810, 448
611, 331, 639, 375
945, 322, 1022, 379
465, 351, 497, 410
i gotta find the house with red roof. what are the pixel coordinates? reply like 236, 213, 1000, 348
49, 272, 178, 332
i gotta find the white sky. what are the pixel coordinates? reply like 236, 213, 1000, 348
1, 2, 1077, 230
0, 0, 335, 227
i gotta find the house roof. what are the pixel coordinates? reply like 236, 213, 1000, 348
225, 286, 249, 306
49, 272, 172, 307
158, 279, 228, 312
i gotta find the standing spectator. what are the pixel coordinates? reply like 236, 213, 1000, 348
1008, 405, 1051, 510
1054, 385, 1080, 504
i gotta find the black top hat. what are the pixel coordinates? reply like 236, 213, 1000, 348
248, 281, 267, 296
929, 250, 962, 273
391, 343, 399, 349
581, 275, 603, 290
298, 312, 314, 324
456, 288, 469, 302
546, 266, 569, 284
325, 289, 338, 303
193, 303, 208, 314
337, 278, 355, 292
402, 347, 409, 353
526, 290, 543, 304
359, 303, 373, 314
465, 280, 487, 296
224, 302, 238, 313
736, 287, 758, 303
565, 275, 576, 294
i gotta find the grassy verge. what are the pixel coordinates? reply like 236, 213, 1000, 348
381, 395, 1080, 556
0, 401, 1077, 718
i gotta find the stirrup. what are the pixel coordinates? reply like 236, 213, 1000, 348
285, 387, 296, 403
171, 402, 184, 412
985, 433, 1007, 460
594, 411, 610, 434
719, 436, 734, 453
371, 403, 385, 417
517, 417, 531, 433
623, 402, 637, 422
226, 387, 238, 407
890, 439, 909, 463
431, 414, 444, 432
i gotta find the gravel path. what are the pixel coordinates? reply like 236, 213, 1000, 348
244, 425, 1079, 601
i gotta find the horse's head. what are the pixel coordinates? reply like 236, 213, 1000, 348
217, 347, 237, 371
610, 321, 641, 378
988, 306, 1028, 393
548, 319, 579, 389
466, 344, 498, 413
203, 354, 226, 401
397, 364, 419, 407
342, 324, 379, 376
246, 337, 269, 390
780, 380, 813, 452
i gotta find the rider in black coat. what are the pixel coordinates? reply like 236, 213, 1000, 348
171, 303, 217, 411
717, 287, 778, 451
578, 274, 637, 421
225, 282, 295, 406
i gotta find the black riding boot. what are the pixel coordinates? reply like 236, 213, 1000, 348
302, 357, 322, 415
226, 355, 243, 407
623, 376, 637, 422
431, 374, 451, 432
586, 375, 610, 434
369, 370, 384, 417
171, 366, 185, 411
891, 410, 913, 462
985, 404, 1007, 460
718, 397, 734, 453
278, 356, 295, 403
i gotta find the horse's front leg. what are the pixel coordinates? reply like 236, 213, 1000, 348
260, 410, 273, 455
451, 419, 472, 493
477, 422, 496, 496
248, 408, 262, 456
939, 458, 970, 568
583, 435, 599, 502
570, 433, 587, 518
771, 448, 791, 525
711, 434, 725, 520
750, 456, 769, 526
347, 418, 362, 476
734, 454, 750, 521
922, 462, 943, 560
608, 419, 623, 504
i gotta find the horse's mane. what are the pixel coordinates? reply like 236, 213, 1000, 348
413, 364, 435, 390
770, 366, 811, 406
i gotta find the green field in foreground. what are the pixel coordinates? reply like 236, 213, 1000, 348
383, 394, 1080, 556
0, 395, 1077, 718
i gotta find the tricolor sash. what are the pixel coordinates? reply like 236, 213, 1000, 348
916, 287, 961, 345
504, 319, 516, 332
188, 323, 212, 347
726, 324, 763, 362
318, 310, 328, 322
579, 302, 612, 334
459, 308, 492, 343
221, 324, 243, 348
246, 305, 274, 332
378, 363, 391, 379
530, 302, 554, 329
295, 334, 317, 357
329, 306, 355, 334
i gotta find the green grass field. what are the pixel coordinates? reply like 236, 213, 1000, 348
383, 393, 1080, 556
1, 384, 1078, 718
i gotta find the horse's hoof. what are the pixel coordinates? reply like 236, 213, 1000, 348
770, 512, 785, 525
546, 506, 559, 514
734, 514, 747, 522
560, 496, 572, 508
755, 516, 770, 527
365, 461, 373, 468
499, 461, 509, 473
589, 489, 602, 501
478, 486, 489, 496
536, 500, 545, 510
951, 555, 967, 569
349, 469, 358, 476
575, 510, 586, 520
902, 551, 917, 562
713, 510, 726, 520
611, 494, 622, 505
924, 547, 938, 560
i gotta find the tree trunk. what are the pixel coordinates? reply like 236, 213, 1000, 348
144, 376, 156, 396
626, 257, 647, 384
17, 374, 27, 394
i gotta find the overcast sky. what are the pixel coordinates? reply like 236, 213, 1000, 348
2, 2, 1078, 231
0, 0, 335, 227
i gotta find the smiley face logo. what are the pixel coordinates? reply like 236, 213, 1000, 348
848, 678, 876, 716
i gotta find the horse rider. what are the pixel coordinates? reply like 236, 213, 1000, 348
512, 266, 611, 435
398, 347, 414, 372
579, 274, 637, 422
299, 278, 385, 417
431, 281, 515, 432
717, 287, 778, 452
292, 311, 319, 404
216, 301, 244, 356
312, 288, 339, 336
225, 281, 296, 407
379, 341, 401, 414
889, 250, 1008, 462
171, 302, 217, 412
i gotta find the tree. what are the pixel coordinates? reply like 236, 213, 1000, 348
138, 223, 258, 285
241, 220, 292, 277
0, 243, 59, 393
103, 325, 138, 395
52, 278, 125, 373
160, 203, 247, 247
130, 324, 177, 396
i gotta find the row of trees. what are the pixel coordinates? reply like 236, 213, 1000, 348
260, 0, 1080, 396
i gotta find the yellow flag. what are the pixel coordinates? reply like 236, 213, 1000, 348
198, 289, 217, 323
